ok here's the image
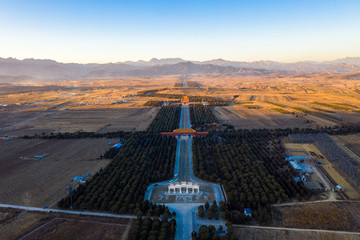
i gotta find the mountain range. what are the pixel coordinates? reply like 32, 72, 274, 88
1, 57, 360, 81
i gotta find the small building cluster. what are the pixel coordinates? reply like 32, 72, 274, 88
161, 128, 208, 137
287, 156, 327, 192
73, 176, 86, 183
112, 99, 129, 104
112, 142, 123, 149
181, 96, 189, 105
244, 208, 252, 218
168, 182, 200, 194
33, 153, 49, 159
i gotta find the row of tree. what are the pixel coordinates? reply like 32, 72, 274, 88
19, 124, 360, 140
137, 88, 228, 105
174, 81, 183, 87
187, 81, 199, 87
144, 100, 164, 107
58, 133, 177, 214
192, 222, 237, 240
21, 130, 130, 139
147, 105, 181, 132
192, 132, 311, 223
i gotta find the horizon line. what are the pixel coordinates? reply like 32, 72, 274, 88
1, 56, 360, 65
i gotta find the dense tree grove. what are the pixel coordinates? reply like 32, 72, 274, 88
198, 201, 220, 220
192, 132, 311, 223
190, 105, 217, 127
289, 133, 360, 190
192, 222, 237, 240
129, 215, 176, 240
174, 81, 183, 87
187, 81, 198, 88
58, 133, 177, 214
144, 100, 164, 107
101, 147, 121, 159
22, 130, 130, 139
137, 89, 228, 105
147, 105, 181, 133
137, 89, 183, 100
174, 81, 198, 87
188, 96, 228, 106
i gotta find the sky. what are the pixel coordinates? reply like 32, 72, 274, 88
1, 0, 360, 63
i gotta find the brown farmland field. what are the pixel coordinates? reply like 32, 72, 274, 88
0, 138, 114, 207
234, 225, 360, 240
212, 105, 311, 129
0, 107, 159, 136
1, 75, 360, 134
272, 202, 360, 232
332, 134, 360, 164
0, 208, 132, 240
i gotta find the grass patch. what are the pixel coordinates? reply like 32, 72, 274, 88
271, 108, 290, 114
332, 103, 358, 109
311, 107, 335, 113
243, 105, 261, 109
265, 101, 288, 108
290, 107, 311, 114
313, 102, 352, 110
235, 101, 253, 104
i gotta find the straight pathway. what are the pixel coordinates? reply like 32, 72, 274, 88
0, 203, 136, 219
233, 224, 360, 235
145, 105, 226, 239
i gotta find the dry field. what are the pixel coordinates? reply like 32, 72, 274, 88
212, 105, 310, 129
234, 225, 360, 240
0, 107, 158, 136
1, 75, 360, 133
0, 138, 113, 207
332, 134, 360, 164
185, 75, 360, 128
272, 202, 360, 232
0, 208, 132, 240
0, 209, 45, 240
0, 77, 176, 136
283, 143, 360, 199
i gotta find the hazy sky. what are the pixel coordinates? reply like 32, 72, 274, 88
1, 0, 360, 63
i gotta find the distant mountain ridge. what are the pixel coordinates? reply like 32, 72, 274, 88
195, 57, 360, 73
0, 56, 359, 81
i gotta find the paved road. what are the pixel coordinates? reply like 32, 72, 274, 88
145, 105, 226, 239
0, 203, 136, 219
178, 136, 190, 181
179, 105, 191, 129
183, 79, 188, 87
272, 199, 360, 207
233, 224, 360, 235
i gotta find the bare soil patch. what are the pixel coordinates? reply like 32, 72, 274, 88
0, 107, 158, 136
272, 202, 360, 232
0, 138, 113, 207
332, 134, 360, 164
213, 105, 309, 129
0, 209, 132, 240
234, 225, 360, 240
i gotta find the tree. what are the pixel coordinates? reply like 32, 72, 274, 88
198, 206, 205, 218
198, 225, 209, 240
